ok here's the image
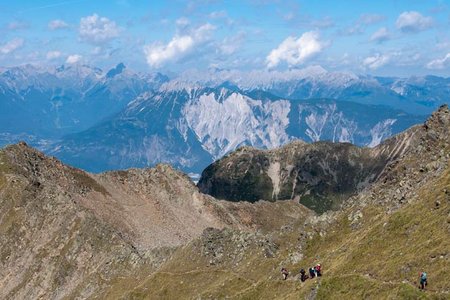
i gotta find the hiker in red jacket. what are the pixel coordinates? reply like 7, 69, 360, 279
314, 264, 322, 277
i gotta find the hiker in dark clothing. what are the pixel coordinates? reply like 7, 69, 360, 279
299, 268, 308, 282
281, 267, 289, 280
419, 272, 427, 290
309, 267, 316, 278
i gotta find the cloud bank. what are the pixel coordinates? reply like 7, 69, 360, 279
266, 31, 324, 68
362, 53, 390, 70
144, 23, 215, 67
48, 19, 69, 30
79, 14, 120, 44
46, 51, 62, 60
66, 54, 82, 64
396, 11, 433, 32
370, 27, 391, 43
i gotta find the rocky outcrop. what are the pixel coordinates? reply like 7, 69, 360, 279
344, 104, 450, 211
198, 141, 390, 213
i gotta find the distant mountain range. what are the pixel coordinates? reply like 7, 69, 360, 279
0, 63, 167, 138
0, 63, 448, 173
173, 66, 450, 114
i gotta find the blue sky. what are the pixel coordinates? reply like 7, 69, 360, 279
0, 0, 449, 76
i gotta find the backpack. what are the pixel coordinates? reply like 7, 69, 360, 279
421, 272, 427, 280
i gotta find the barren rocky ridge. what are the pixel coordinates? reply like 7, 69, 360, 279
0, 141, 311, 298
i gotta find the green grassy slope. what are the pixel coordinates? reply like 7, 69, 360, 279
100, 162, 449, 300
96, 106, 450, 300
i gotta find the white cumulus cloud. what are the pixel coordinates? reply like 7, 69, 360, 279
266, 31, 324, 68
66, 54, 82, 64
362, 53, 390, 70
426, 53, 450, 69
396, 11, 433, 32
144, 23, 215, 68
0, 38, 24, 54
48, 19, 69, 30
370, 27, 391, 43
79, 14, 120, 44
46, 51, 62, 60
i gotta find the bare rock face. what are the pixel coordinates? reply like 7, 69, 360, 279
198, 105, 450, 214
0, 143, 145, 299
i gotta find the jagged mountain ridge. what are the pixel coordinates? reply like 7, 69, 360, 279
0, 142, 310, 298
51, 87, 424, 174
0, 63, 168, 139
1, 63, 447, 175
175, 66, 450, 113
344, 103, 450, 210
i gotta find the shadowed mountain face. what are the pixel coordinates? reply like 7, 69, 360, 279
198, 105, 449, 213
197, 142, 389, 213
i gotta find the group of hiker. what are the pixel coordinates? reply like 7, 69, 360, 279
281, 265, 429, 291
281, 263, 321, 282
